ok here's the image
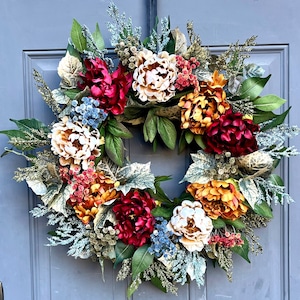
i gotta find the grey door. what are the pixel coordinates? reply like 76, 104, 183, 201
0, 0, 299, 299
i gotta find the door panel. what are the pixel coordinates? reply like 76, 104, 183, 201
1, 0, 299, 299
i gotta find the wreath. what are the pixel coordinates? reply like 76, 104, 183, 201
1, 3, 299, 297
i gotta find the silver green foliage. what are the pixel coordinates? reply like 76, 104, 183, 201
171, 249, 206, 288
146, 17, 170, 53
180, 150, 215, 184
107, 2, 142, 47
256, 123, 300, 158
97, 158, 155, 195
31, 204, 92, 259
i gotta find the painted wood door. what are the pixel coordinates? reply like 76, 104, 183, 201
0, 0, 299, 299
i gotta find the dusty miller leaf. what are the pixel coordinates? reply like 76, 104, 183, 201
116, 162, 155, 195
239, 178, 260, 208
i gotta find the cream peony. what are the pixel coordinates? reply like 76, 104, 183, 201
49, 116, 102, 170
168, 200, 213, 252
132, 49, 177, 102
57, 52, 83, 89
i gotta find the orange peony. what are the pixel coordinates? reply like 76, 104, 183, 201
187, 180, 248, 220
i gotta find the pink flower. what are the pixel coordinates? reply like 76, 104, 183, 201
79, 58, 132, 115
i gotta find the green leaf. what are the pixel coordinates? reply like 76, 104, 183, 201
150, 276, 167, 293
212, 218, 226, 229
194, 134, 206, 149
105, 132, 124, 166
253, 110, 276, 124
253, 94, 286, 112
151, 206, 173, 220
238, 75, 271, 100
224, 218, 245, 229
70, 19, 86, 52
63, 89, 81, 100
260, 107, 291, 131
114, 241, 135, 268
132, 245, 154, 279
10, 118, 49, 133
127, 277, 142, 299
0, 129, 27, 140
184, 130, 194, 144
253, 201, 273, 218
157, 117, 177, 150
106, 118, 133, 139
231, 235, 250, 263
143, 110, 158, 142
66, 43, 81, 60
178, 132, 187, 153
269, 174, 284, 186
92, 23, 105, 50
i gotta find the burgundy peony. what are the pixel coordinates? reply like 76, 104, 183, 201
112, 190, 156, 247
78, 58, 132, 115
203, 110, 259, 157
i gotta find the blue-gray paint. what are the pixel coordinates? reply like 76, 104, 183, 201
0, 0, 300, 299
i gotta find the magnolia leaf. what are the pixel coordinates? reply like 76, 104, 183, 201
253, 201, 273, 219
71, 19, 87, 52
224, 218, 245, 229
253, 110, 276, 124
106, 118, 132, 139
105, 132, 124, 167
239, 178, 260, 209
253, 94, 286, 112
63, 89, 81, 100
132, 245, 154, 279
150, 277, 167, 293
238, 75, 271, 100
178, 132, 187, 153
92, 23, 105, 50
10, 118, 49, 133
185, 130, 194, 144
48, 184, 72, 216
0, 129, 27, 140
212, 218, 226, 229
269, 173, 284, 186
26, 179, 47, 196
116, 162, 155, 195
231, 235, 250, 263
260, 107, 291, 131
157, 117, 177, 150
194, 134, 206, 149
151, 206, 174, 220
143, 110, 158, 143
114, 241, 135, 267
51, 89, 70, 104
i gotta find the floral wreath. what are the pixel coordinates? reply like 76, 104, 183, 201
1, 3, 299, 297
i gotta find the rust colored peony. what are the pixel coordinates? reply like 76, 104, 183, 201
178, 71, 230, 135
187, 180, 248, 220
112, 190, 156, 247
203, 110, 259, 157
79, 58, 132, 115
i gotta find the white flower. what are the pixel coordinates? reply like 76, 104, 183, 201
132, 49, 177, 103
49, 116, 102, 170
168, 200, 213, 252
57, 52, 83, 89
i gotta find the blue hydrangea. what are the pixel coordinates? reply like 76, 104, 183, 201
148, 217, 177, 258
69, 97, 108, 129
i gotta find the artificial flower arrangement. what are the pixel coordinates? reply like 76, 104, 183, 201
1, 3, 299, 297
